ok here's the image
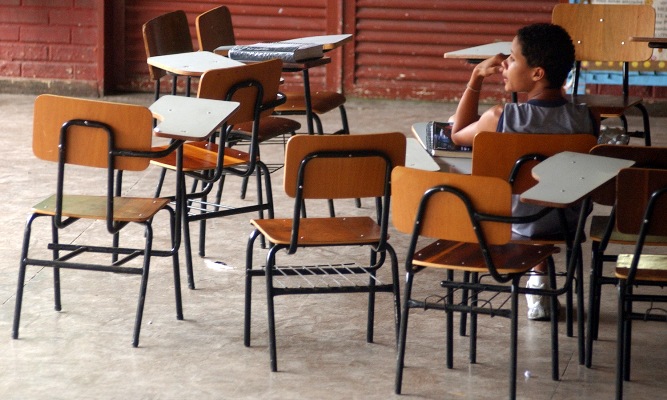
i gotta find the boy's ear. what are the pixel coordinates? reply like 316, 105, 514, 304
532, 66, 546, 82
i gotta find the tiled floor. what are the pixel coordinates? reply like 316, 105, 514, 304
1, 92, 667, 399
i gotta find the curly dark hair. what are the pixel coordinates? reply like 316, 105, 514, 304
516, 23, 575, 89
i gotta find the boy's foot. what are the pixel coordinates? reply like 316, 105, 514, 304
527, 295, 550, 320
525, 277, 560, 321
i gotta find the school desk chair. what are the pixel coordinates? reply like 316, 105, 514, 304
584, 145, 667, 368
12, 94, 183, 347
553, 3, 655, 146
244, 132, 405, 372
143, 10, 195, 99
391, 166, 558, 399
472, 131, 597, 368
613, 167, 667, 399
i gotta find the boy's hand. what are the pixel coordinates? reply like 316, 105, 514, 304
473, 53, 507, 79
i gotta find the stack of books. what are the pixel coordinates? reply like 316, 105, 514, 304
228, 42, 324, 63
420, 121, 472, 158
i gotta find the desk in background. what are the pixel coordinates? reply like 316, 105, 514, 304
444, 41, 512, 64
149, 34, 350, 135
147, 51, 244, 97
274, 34, 352, 135
444, 41, 515, 103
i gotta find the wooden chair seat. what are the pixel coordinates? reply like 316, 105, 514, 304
250, 216, 381, 246
616, 254, 667, 282
150, 142, 250, 172
232, 116, 300, 142
570, 94, 644, 118
275, 91, 346, 114
33, 194, 169, 222
412, 239, 555, 274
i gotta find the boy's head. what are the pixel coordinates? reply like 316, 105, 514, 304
516, 23, 575, 89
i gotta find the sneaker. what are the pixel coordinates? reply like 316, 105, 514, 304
525, 276, 560, 321
527, 294, 550, 321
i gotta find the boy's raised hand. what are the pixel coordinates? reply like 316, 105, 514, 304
473, 53, 507, 79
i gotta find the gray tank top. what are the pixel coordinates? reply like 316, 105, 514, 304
502, 100, 595, 134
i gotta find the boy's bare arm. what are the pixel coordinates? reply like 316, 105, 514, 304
450, 53, 506, 146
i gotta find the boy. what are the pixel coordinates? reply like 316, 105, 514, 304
450, 23, 598, 320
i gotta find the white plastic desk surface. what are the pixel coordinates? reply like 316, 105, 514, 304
405, 138, 439, 171
147, 51, 244, 76
444, 41, 512, 60
281, 34, 352, 51
150, 95, 239, 141
521, 151, 635, 208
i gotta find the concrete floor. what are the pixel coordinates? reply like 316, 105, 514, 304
1, 92, 667, 399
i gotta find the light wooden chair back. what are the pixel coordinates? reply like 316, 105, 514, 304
283, 133, 406, 200
392, 166, 512, 245
552, 4, 654, 63
196, 5, 235, 51
33, 94, 153, 171
197, 59, 283, 126
589, 145, 667, 207
142, 10, 194, 81
472, 131, 597, 194
617, 168, 667, 237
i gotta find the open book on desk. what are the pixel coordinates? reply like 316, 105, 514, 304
413, 121, 472, 158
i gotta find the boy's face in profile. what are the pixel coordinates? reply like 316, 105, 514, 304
501, 37, 541, 94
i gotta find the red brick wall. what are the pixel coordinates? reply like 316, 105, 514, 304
0, 0, 102, 95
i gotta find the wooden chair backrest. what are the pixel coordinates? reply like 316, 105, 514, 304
392, 166, 512, 244
552, 4, 655, 62
589, 145, 667, 206
616, 168, 667, 236
283, 133, 406, 200
472, 131, 597, 194
32, 94, 153, 171
197, 59, 283, 126
196, 5, 236, 52
142, 10, 194, 81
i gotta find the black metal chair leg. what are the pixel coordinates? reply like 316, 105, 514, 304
266, 248, 279, 372
395, 270, 414, 395
509, 282, 519, 400
132, 224, 153, 348
244, 229, 262, 347
446, 269, 454, 369
12, 215, 37, 340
